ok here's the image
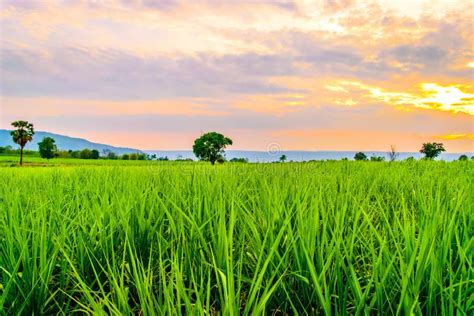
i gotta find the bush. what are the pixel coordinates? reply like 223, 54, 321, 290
370, 155, 385, 162
80, 149, 92, 159
354, 152, 368, 161
230, 157, 249, 163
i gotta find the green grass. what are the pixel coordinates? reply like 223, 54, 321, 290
0, 155, 152, 167
0, 160, 472, 314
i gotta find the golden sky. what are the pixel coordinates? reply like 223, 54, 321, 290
1, 0, 473, 152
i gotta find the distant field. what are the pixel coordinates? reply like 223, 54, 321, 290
0, 155, 155, 167
0, 160, 472, 314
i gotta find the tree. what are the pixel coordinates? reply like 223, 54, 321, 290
56, 150, 70, 158
10, 120, 35, 166
370, 155, 385, 162
279, 154, 287, 163
122, 154, 130, 160
69, 150, 81, 158
38, 137, 57, 159
107, 151, 118, 160
193, 132, 233, 165
458, 154, 468, 161
420, 142, 445, 159
354, 152, 367, 161
230, 157, 248, 163
91, 149, 100, 159
388, 145, 399, 162
80, 149, 92, 159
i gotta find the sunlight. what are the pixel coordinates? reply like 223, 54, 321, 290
436, 133, 474, 140
327, 81, 474, 115
415, 83, 474, 115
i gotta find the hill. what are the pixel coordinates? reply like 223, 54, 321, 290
0, 130, 143, 155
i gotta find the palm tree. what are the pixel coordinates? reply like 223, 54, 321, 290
11, 121, 35, 166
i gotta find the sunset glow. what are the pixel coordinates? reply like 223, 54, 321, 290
1, 0, 473, 152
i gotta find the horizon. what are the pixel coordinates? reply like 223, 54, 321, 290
1, 128, 473, 154
1, 1, 473, 152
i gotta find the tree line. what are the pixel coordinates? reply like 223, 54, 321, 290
6, 120, 473, 166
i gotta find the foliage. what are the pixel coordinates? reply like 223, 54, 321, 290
91, 149, 100, 160
279, 154, 287, 162
0, 162, 471, 314
230, 157, 248, 163
420, 142, 445, 159
107, 151, 118, 160
354, 152, 368, 161
370, 155, 385, 162
127, 153, 146, 161
10, 120, 35, 165
458, 154, 468, 161
38, 137, 57, 159
193, 132, 233, 165
0, 146, 14, 155
122, 154, 130, 160
79, 149, 93, 159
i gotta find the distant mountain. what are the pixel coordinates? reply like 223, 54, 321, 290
0, 130, 143, 155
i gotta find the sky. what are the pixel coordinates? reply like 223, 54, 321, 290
0, 0, 473, 152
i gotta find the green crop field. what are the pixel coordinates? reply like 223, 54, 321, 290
0, 159, 472, 315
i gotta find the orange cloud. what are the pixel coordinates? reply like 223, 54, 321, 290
326, 81, 474, 115
435, 134, 474, 140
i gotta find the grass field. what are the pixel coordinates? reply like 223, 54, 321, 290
0, 158, 472, 314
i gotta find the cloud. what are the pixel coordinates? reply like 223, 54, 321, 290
435, 134, 474, 141
1, 46, 299, 99
1, 0, 473, 151
324, 80, 474, 115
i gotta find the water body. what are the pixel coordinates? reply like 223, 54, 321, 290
146, 150, 472, 162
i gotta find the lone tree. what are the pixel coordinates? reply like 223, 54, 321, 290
388, 145, 399, 162
38, 137, 57, 159
354, 152, 368, 161
193, 132, 233, 165
279, 154, 287, 163
11, 120, 35, 166
420, 142, 445, 159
